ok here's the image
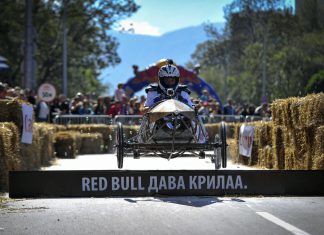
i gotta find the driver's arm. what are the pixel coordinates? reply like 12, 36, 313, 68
144, 90, 159, 108
181, 91, 195, 108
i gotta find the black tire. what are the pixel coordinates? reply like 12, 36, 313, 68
213, 135, 221, 169
220, 121, 227, 168
133, 149, 140, 159
116, 122, 124, 169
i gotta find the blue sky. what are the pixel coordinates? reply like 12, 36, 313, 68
117, 0, 233, 36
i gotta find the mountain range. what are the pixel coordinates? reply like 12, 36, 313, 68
100, 22, 225, 94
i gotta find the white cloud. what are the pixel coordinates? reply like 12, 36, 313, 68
117, 20, 161, 36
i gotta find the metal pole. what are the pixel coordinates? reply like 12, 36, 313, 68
24, 0, 33, 89
63, 0, 68, 96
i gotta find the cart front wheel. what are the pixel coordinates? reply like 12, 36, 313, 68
220, 121, 227, 168
116, 122, 124, 169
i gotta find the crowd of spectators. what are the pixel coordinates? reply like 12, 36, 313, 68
0, 82, 271, 123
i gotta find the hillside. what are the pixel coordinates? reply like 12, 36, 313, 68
100, 22, 224, 94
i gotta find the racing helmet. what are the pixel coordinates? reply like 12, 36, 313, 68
158, 64, 180, 94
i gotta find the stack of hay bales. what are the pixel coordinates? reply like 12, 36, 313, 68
20, 124, 42, 170
65, 124, 140, 154
313, 126, 324, 169
271, 93, 324, 170
0, 122, 21, 190
67, 124, 114, 153
19, 122, 66, 170
232, 122, 273, 168
254, 122, 274, 169
54, 131, 81, 158
0, 99, 28, 132
80, 133, 104, 154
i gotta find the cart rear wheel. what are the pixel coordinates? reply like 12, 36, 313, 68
116, 122, 124, 169
213, 135, 222, 169
220, 121, 227, 168
133, 149, 140, 159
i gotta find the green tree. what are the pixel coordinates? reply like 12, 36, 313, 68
306, 70, 324, 93
0, 0, 139, 97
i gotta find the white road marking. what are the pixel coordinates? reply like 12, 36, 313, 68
256, 212, 311, 235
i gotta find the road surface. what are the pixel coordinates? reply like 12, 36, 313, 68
0, 154, 323, 235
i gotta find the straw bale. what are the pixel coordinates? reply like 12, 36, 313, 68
0, 122, 22, 190
254, 121, 273, 147
257, 145, 274, 169
205, 123, 237, 140
34, 123, 57, 166
80, 133, 104, 154
54, 131, 81, 158
313, 126, 324, 170
271, 97, 299, 128
20, 124, 42, 170
205, 124, 220, 140
290, 126, 315, 169
0, 98, 32, 133
227, 139, 237, 161
284, 147, 295, 170
272, 125, 285, 169
295, 93, 324, 128
226, 123, 237, 139
67, 124, 114, 153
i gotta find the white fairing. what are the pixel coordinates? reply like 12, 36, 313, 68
145, 90, 193, 108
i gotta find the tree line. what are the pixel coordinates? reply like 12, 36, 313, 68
0, 0, 139, 97
189, 0, 324, 104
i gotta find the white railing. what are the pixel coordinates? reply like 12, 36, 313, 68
53, 114, 270, 125
53, 115, 114, 125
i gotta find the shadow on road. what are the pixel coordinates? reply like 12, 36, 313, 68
124, 197, 246, 207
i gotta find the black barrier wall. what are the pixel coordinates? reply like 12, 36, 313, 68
9, 170, 324, 198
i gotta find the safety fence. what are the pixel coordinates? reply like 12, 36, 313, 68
53, 114, 269, 125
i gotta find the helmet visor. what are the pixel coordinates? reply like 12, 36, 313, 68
161, 77, 179, 89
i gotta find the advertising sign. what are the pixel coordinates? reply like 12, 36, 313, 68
21, 104, 33, 144
9, 170, 324, 198
38, 83, 56, 102
239, 124, 255, 157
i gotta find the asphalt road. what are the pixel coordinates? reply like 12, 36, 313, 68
0, 196, 323, 235
40, 153, 254, 171
0, 154, 323, 235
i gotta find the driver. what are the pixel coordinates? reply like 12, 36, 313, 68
144, 60, 194, 109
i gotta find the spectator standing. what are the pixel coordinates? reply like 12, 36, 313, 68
239, 104, 249, 116
198, 101, 210, 116
114, 83, 126, 102
36, 99, 50, 122
70, 92, 84, 114
94, 96, 106, 115
254, 102, 270, 117
120, 95, 130, 115
58, 94, 70, 114
200, 89, 209, 102
133, 101, 143, 115
103, 96, 112, 114
209, 102, 222, 116
107, 100, 122, 117
78, 99, 93, 115
25, 88, 36, 106
223, 98, 236, 115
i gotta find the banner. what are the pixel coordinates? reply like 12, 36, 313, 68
239, 124, 255, 157
9, 170, 324, 198
21, 104, 33, 144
